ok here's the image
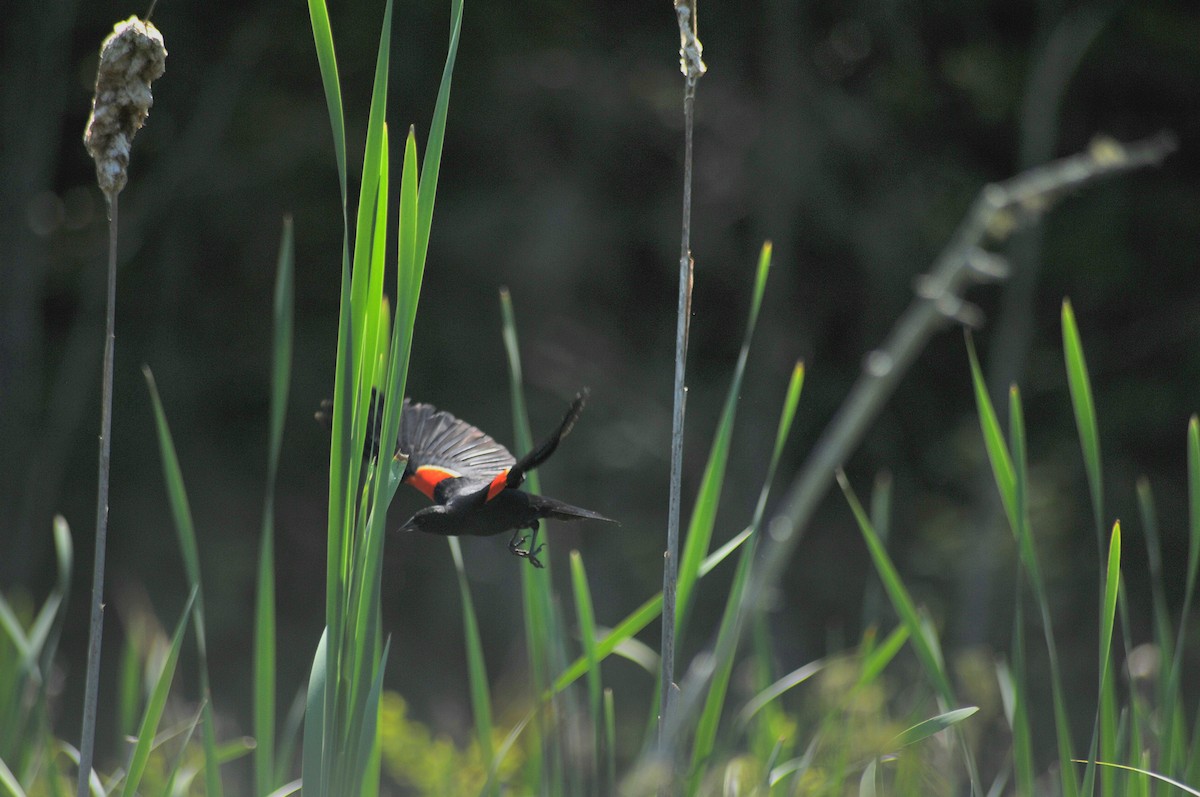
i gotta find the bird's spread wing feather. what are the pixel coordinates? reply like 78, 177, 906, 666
398, 399, 515, 502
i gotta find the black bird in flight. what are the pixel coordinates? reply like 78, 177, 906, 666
330, 389, 614, 567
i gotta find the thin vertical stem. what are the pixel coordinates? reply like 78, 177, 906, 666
77, 195, 119, 797
659, 0, 706, 774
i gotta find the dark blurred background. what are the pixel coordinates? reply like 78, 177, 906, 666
2, 0, 1198, 784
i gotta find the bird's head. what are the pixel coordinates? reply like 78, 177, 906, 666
398, 504, 449, 535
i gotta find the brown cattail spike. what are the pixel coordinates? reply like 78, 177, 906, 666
83, 16, 167, 201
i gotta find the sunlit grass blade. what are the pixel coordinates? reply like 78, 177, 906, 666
676, 242, 772, 639
353, 636, 391, 794
604, 689, 616, 793
965, 335, 1017, 527
254, 216, 293, 797
1011, 385, 1079, 797
552, 527, 753, 696
1092, 522, 1122, 796
498, 288, 558, 789
569, 551, 602, 785
0, 748, 25, 797
265, 781, 302, 797
838, 470, 982, 793
968, 339, 1078, 797
305, 0, 347, 201
116, 607, 140, 744
301, 629, 328, 796
119, 588, 196, 797
1187, 417, 1200, 617
859, 757, 878, 797
859, 472, 893, 629
161, 704, 204, 797
838, 472, 954, 702
686, 547, 753, 797
40, 516, 71, 684
687, 360, 802, 797
748, 613, 782, 764
1061, 299, 1104, 542
487, 528, 757, 783
736, 659, 826, 730
1003, 601, 1035, 797
889, 707, 979, 750
857, 624, 907, 687
448, 538, 496, 797
1073, 761, 1200, 797
416, 0, 464, 266
142, 368, 222, 797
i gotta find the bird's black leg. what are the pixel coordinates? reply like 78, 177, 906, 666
507, 521, 545, 568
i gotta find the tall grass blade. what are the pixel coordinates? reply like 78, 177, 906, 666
552, 527, 753, 696
676, 242, 772, 640
1005, 601, 1035, 797
838, 472, 955, 702
120, 588, 196, 797
968, 339, 1078, 797
301, 629, 328, 796
1011, 374, 1084, 797
142, 368, 222, 797
859, 473, 893, 629
838, 471, 982, 793
1076, 761, 1200, 797
0, 749, 25, 797
305, 0, 347, 202
569, 551, 602, 786
889, 707, 979, 750
448, 538, 496, 797
499, 288, 558, 789
686, 360, 802, 797
159, 703, 204, 797
603, 689, 616, 794
416, 0, 464, 267
1061, 299, 1104, 543
255, 217, 294, 796
1093, 522, 1122, 796
685, 548, 752, 797
858, 758, 877, 797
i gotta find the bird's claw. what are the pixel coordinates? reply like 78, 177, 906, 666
508, 533, 545, 568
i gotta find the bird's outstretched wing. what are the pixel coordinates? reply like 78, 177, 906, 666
463, 389, 589, 504
398, 399, 515, 503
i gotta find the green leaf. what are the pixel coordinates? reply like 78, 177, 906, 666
687, 544, 754, 797
1061, 299, 1104, 542
838, 472, 954, 702
301, 629, 328, 797
1073, 761, 1200, 797
552, 526, 753, 696
677, 242, 773, 638
256, 217, 293, 797
890, 707, 979, 750
121, 589, 196, 797
569, 551, 603, 781
142, 368, 222, 797
0, 755, 25, 797
415, 0, 465, 267
965, 333, 1017, 529
449, 538, 496, 796
858, 758, 877, 797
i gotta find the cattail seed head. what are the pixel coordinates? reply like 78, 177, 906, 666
83, 16, 167, 200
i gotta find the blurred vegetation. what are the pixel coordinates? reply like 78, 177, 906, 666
1, 0, 1198, 793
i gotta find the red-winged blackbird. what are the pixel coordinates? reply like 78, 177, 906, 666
322, 389, 614, 567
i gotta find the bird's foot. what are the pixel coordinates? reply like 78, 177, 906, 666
508, 529, 545, 568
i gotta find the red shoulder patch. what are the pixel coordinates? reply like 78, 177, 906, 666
485, 468, 511, 502
406, 465, 461, 500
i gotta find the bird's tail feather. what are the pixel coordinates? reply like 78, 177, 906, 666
532, 494, 616, 524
